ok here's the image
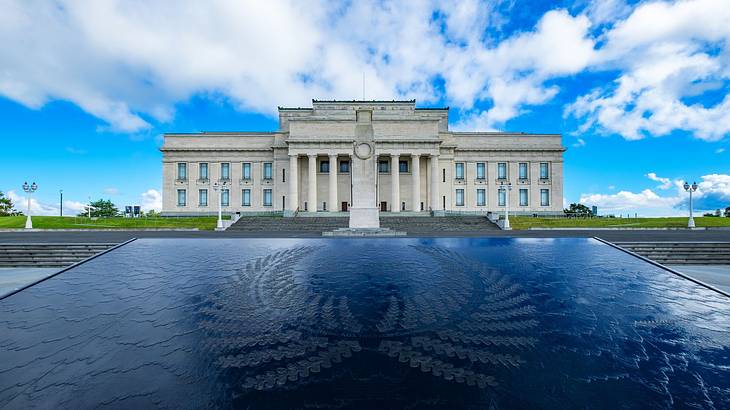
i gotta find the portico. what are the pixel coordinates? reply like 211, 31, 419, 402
161, 100, 565, 217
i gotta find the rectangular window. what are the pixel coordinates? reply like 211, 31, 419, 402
242, 189, 251, 206
498, 189, 506, 206
282, 168, 286, 183
221, 189, 230, 207
476, 162, 486, 179
177, 189, 186, 206
378, 160, 390, 173
455, 163, 465, 180
519, 189, 528, 206
541, 189, 550, 206
242, 162, 251, 180
477, 189, 486, 206
519, 163, 528, 179
399, 160, 408, 173
540, 162, 550, 179
263, 189, 272, 206
320, 160, 330, 173
263, 162, 273, 179
497, 162, 507, 179
442, 169, 446, 182
455, 189, 465, 206
198, 189, 208, 206
339, 160, 350, 173
221, 163, 230, 180
199, 163, 208, 180
177, 163, 187, 180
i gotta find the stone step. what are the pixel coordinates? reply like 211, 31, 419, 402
613, 241, 730, 265
0, 243, 116, 267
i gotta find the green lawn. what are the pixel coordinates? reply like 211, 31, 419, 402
0, 216, 229, 230
508, 216, 730, 230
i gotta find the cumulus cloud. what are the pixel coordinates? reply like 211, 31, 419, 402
103, 187, 120, 195
580, 173, 730, 216
7, 190, 59, 216
567, 0, 730, 141
646, 172, 672, 190
0, 1, 596, 134
140, 189, 162, 212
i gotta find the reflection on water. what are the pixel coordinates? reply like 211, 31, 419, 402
0, 238, 728, 409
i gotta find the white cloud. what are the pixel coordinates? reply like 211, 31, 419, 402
63, 200, 87, 215
7, 190, 59, 216
0, 1, 595, 134
567, 0, 730, 141
103, 187, 120, 195
579, 173, 730, 216
580, 189, 681, 215
716, 148, 726, 154
646, 172, 672, 190
140, 189, 162, 212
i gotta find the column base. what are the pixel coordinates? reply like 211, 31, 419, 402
283, 210, 297, 217
431, 210, 446, 217
349, 207, 380, 229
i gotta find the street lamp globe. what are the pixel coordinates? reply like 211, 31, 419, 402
683, 180, 698, 228
22, 181, 38, 229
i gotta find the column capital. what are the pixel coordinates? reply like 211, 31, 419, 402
307, 153, 317, 158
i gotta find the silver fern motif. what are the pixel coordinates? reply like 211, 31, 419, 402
197, 245, 538, 394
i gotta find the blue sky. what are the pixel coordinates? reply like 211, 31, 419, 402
1, 0, 729, 216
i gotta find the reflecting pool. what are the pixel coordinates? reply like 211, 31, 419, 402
1, 238, 729, 409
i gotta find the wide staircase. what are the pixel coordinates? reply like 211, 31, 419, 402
227, 215, 499, 234
380, 216, 499, 234
227, 217, 349, 233
0, 243, 117, 268
613, 242, 730, 265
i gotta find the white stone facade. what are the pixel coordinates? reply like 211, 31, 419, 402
161, 100, 565, 216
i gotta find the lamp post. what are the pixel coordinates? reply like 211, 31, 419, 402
683, 181, 698, 228
500, 181, 512, 230
213, 181, 227, 230
60, 189, 63, 216
22, 181, 37, 229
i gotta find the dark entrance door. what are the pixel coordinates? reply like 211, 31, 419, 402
341, 202, 348, 212
380, 201, 388, 212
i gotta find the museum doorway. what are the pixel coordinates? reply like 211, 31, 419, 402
341, 202, 348, 212
380, 201, 388, 212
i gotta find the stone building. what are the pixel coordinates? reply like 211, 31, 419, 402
161, 100, 564, 216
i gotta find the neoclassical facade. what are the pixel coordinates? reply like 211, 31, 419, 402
161, 100, 565, 216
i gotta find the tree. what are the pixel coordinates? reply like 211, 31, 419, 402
0, 191, 21, 216
725, 207, 730, 217
78, 199, 120, 217
144, 209, 160, 218
564, 203, 592, 216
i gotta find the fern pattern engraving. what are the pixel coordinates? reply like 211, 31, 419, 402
197, 245, 538, 394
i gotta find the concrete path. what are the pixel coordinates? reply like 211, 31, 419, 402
666, 265, 730, 294
0, 268, 62, 298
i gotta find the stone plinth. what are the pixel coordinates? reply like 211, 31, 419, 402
323, 228, 406, 237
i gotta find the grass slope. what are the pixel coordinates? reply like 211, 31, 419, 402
508, 216, 730, 230
0, 216, 227, 230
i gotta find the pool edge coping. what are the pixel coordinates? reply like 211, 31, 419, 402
593, 237, 730, 298
0, 238, 138, 301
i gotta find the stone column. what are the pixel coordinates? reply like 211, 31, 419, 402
391, 154, 400, 212
308, 154, 317, 212
411, 154, 420, 211
286, 154, 298, 216
328, 154, 338, 212
430, 154, 442, 214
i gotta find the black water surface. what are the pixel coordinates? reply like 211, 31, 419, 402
1, 238, 728, 409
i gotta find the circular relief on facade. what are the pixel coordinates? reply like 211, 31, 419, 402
354, 142, 373, 160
